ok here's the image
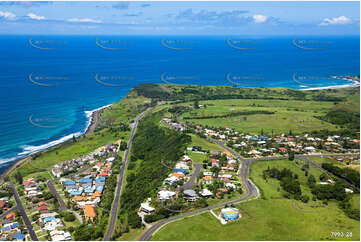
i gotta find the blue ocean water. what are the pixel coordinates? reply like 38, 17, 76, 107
0, 35, 359, 174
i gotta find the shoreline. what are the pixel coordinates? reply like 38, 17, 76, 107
0, 103, 109, 181
0, 80, 359, 180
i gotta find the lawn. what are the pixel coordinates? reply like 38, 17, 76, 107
152, 159, 360, 241
188, 134, 225, 152
178, 99, 338, 135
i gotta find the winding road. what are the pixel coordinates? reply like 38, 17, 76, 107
103, 108, 151, 241
139, 137, 259, 241
138, 134, 359, 241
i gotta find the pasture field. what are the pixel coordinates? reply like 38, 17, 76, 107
178, 99, 338, 135
152, 159, 360, 241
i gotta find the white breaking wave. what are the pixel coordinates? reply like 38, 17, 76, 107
0, 103, 115, 168
0, 157, 18, 165
303, 82, 360, 91
83, 103, 112, 133
17, 131, 83, 156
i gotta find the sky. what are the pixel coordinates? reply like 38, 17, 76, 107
0, 1, 359, 35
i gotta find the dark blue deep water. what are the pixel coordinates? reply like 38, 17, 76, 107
0, 35, 359, 173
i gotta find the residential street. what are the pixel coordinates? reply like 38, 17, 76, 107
8, 184, 38, 241
103, 108, 151, 241
47, 180, 68, 210
182, 164, 202, 190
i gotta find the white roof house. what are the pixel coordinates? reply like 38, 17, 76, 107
200, 189, 213, 197
345, 188, 354, 193
225, 183, 236, 189
158, 190, 176, 200
140, 202, 155, 213
44, 219, 63, 231
305, 146, 316, 152
164, 176, 179, 185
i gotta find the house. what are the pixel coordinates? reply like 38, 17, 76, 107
200, 189, 213, 198
84, 205, 96, 221
203, 176, 212, 185
0, 200, 6, 209
5, 212, 16, 221
175, 162, 189, 170
173, 168, 189, 175
211, 159, 219, 167
183, 189, 199, 202
345, 188, 354, 193
158, 190, 175, 200
140, 202, 155, 213
52, 167, 62, 178
40, 212, 58, 219
305, 146, 316, 153
43, 216, 56, 223
170, 172, 185, 179
225, 183, 236, 190
43, 218, 63, 231
50, 230, 72, 241
38, 206, 49, 213
164, 176, 179, 185
12, 233, 25, 241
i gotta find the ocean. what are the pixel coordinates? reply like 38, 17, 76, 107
0, 35, 359, 174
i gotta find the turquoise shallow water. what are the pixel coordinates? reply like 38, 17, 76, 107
0, 35, 359, 173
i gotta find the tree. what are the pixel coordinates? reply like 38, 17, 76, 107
307, 174, 316, 188
14, 171, 23, 184
288, 151, 294, 161
301, 195, 310, 203
194, 100, 199, 109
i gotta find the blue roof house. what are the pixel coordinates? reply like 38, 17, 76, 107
173, 169, 190, 174
63, 180, 76, 186
69, 190, 82, 196
43, 216, 56, 223
84, 187, 95, 193
1, 227, 10, 232
95, 177, 106, 183
79, 178, 92, 184
13, 233, 25, 241
96, 186, 104, 192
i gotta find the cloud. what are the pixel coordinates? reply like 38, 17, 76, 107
0, 1, 53, 8
319, 16, 351, 26
112, 2, 129, 10
27, 13, 45, 20
0, 10, 16, 20
67, 18, 102, 23
124, 12, 143, 17
175, 9, 250, 25
253, 14, 267, 23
